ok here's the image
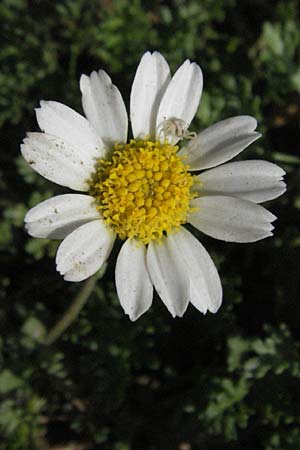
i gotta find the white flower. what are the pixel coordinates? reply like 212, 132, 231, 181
21, 51, 286, 321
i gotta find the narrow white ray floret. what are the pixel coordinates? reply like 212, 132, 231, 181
195, 160, 286, 203
130, 51, 171, 139
147, 236, 189, 318
116, 239, 153, 321
25, 194, 100, 239
80, 70, 128, 146
178, 115, 261, 170
21, 50, 286, 320
56, 220, 115, 283
35, 100, 105, 159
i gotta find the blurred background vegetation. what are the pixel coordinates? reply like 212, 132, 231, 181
0, 0, 300, 449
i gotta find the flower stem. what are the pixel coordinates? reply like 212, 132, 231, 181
44, 264, 106, 345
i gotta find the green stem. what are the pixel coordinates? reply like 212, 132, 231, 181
44, 265, 106, 345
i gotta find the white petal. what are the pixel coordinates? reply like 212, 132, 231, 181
169, 228, 222, 314
196, 160, 286, 203
56, 220, 115, 282
130, 51, 171, 139
156, 60, 203, 144
35, 101, 105, 159
21, 133, 95, 191
147, 236, 189, 317
189, 196, 276, 243
80, 70, 128, 146
179, 116, 261, 170
115, 239, 153, 321
25, 194, 100, 239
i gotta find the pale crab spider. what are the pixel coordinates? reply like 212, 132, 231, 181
159, 118, 197, 141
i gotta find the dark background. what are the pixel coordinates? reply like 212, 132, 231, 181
1, 0, 300, 449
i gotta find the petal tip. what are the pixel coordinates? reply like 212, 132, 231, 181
24, 211, 32, 225
209, 300, 222, 314
152, 50, 162, 57
281, 181, 287, 191
79, 74, 90, 92
128, 312, 139, 322
191, 61, 202, 72
169, 309, 177, 318
142, 50, 151, 58
242, 115, 258, 131
24, 223, 32, 235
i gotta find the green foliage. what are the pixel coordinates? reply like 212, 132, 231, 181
250, 17, 300, 102
0, 0, 299, 449
199, 325, 300, 446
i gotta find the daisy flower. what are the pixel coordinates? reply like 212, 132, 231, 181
21, 51, 286, 321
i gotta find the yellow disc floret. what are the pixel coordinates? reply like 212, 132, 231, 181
90, 139, 196, 244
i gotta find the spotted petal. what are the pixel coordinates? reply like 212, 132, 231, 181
56, 220, 115, 282
25, 194, 100, 239
35, 101, 105, 159
179, 116, 261, 170
80, 70, 128, 146
189, 196, 276, 243
147, 236, 189, 317
21, 133, 95, 191
116, 239, 153, 321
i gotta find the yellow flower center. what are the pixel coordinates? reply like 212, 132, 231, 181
90, 139, 196, 244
